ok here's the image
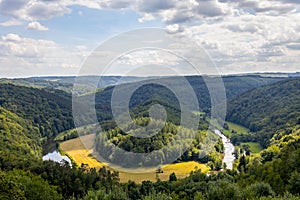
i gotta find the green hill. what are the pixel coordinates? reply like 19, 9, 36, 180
0, 107, 41, 170
240, 125, 300, 194
77, 75, 285, 128
227, 78, 300, 147
1, 76, 300, 199
0, 83, 74, 138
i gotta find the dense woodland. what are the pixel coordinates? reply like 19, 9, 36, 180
0, 76, 300, 199
227, 78, 300, 148
0, 84, 74, 138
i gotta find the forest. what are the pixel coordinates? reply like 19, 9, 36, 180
0, 76, 300, 199
227, 78, 300, 148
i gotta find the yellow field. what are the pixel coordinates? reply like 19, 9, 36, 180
60, 134, 108, 169
60, 134, 209, 183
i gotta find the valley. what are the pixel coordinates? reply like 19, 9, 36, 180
1, 74, 300, 199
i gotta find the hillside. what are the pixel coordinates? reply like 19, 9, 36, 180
227, 78, 300, 147
74, 75, 285, 127
0, 75, 285, 132
240, 125, 300, 195
0, 107, 41, 170
0, 83, 74, 138
1, 76, 300, 199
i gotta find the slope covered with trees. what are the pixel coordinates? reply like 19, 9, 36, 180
227, 78, 300, 147
0, 105, 121, 199
0, 83, 74, 138
0, 107, 41, 170
238, 125, 300, 195
80, 75, 284, 128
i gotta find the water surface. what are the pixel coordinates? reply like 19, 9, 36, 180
43, 150, 72, 166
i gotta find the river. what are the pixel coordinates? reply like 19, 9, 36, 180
42, 150, 72, 166
214, 129, 235, 170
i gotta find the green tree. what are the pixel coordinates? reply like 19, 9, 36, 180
169, 172, 177, 182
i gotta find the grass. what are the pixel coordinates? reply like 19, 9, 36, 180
60, 134, 107, 169
193, 111, 206, 116
226, 122, 249, 134
240, 142, 263, 154
59, 134, 209, 183
119, 161, 209, 183
222, 129, 232, 138
206, 118, 233, 137
55, 129, 76, 141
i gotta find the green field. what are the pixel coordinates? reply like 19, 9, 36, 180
227, 122, 249, 134
241, 142, 263, 154
193, 111, 206, 116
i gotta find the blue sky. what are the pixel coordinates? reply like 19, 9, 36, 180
0, 0, 300, 77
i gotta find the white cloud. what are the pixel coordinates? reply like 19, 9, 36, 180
1, 0, 300, 75
0, 34, 88, 77
27, 21, 49, 31
138, 13, 155, 23
166, 24, 184, 34
177, 11, 300, 73
0, 0, 71, 22
0, 18, 22, 26
2, 33, 22, 42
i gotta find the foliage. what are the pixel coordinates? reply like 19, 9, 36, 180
94, 117, 222, 168
0, 107, 41, 170
0, 83, 74, 138
0, 169, 62, 200
227, 78, 300, 147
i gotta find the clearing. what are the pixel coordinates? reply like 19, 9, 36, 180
240, 142, 263, 154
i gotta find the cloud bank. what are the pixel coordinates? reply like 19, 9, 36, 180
0, 0, 299, 76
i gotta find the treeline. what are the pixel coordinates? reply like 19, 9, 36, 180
0, 161, 120, 199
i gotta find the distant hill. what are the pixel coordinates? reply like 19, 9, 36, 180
0, 76, 149, 94
83, 75, 286, 126
227, 78, 300, 147
1, 74, 288, 95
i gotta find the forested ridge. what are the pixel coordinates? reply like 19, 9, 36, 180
80, 75, 285, 128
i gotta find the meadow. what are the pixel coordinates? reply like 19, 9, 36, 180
241, 142, 263, 154
60, 134, 209, 183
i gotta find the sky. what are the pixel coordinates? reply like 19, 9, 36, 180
0, 0, 299, 78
